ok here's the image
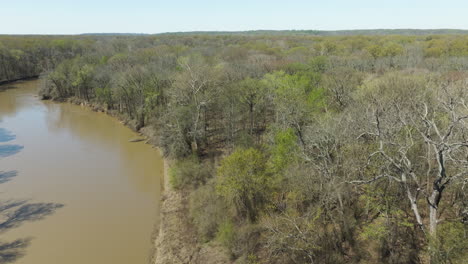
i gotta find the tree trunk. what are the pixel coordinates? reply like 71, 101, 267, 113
295, 124, 306, 147
406, 186, 425, 232
428, 187, 443, 237
249, 103, 254, 135
192, 104, 201, 153
429, 149, 446, 237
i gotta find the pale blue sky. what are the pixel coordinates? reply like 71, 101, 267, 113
1, 0, 467, 34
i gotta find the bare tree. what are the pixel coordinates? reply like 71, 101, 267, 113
352, 73, 468, 239
322, 67, 363, 109
168, 55, 222, 153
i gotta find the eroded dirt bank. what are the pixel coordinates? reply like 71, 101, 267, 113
151, 158, 232, 264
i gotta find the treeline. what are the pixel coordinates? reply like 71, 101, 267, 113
85, 29, 468, 37
158, 29, 468, 36
8, 33, 468, 263
0, 35, 101, 82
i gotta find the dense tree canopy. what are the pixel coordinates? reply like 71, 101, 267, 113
2, 32, 468, 264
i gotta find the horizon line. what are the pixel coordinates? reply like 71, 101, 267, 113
2, 28, 468, 36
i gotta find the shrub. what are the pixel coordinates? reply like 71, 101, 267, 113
216, 220, 236, 249
189, 180, 227, 241
169, 156, 213, 189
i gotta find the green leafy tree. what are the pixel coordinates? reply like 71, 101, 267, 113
235, 78, 268, 135
263, 71, 325, 145
268, 128, 299, 175
216, 148, 270, 222
71, 63, 94, 101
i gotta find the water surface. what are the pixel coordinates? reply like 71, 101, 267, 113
0, 80, 163, 264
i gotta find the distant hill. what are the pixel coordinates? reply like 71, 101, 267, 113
6, 29, 468, 37
156, 29, 468, 36
80, 33, 149, 36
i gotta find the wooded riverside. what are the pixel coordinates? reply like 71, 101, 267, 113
1, 32, 468, 263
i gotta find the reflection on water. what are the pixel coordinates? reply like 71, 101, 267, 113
0, 82, 41, 119
0, 80, 163, 264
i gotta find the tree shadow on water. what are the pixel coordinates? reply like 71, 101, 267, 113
0, 130, 63, 262
0, 172, 64, 263
0, 129, 15, 143
0, 201, 64, 263
0, 145, 24, 159
0, 171, 17, 184
0, 238, 31, 264
0, 202, 64, 231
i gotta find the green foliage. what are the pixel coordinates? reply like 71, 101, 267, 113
430, 221, 468, 264
235, 77, 269, 135
268, 128, 299, 174
382, 42, 404, 57
284, 62, 309, 74
169, 156, 213, 189
366, 42, 404, 58
216, 148, 270, 222
309, 56, 328, 73
95, 86, 113, 107
247, 254, 259, 264
71, 63, 95, 100
216, 220, 236, 248
6, 33, 468, 264
263, 71, 325, 132
366, 44, 383, 59
425, 39, 447, 57
9, 49, 24, 60
234, 131, 256, 149
359, 216, 389, 241
265, 71, 325, 108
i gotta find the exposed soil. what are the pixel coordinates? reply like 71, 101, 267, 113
151, 158, 232, 264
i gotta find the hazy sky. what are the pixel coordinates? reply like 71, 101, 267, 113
1, 0, 468, 34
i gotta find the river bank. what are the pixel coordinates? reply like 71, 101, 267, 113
0, 79, 163, 264
50, 96, 231, 264
151, 157, 231, 264
0, 76, 40, 88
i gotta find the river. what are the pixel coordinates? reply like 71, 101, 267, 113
0, 80, 164, 264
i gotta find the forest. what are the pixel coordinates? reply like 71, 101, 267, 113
1, 32, 468, 264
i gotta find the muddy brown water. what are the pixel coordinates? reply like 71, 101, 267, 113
0, 80, 164, 264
